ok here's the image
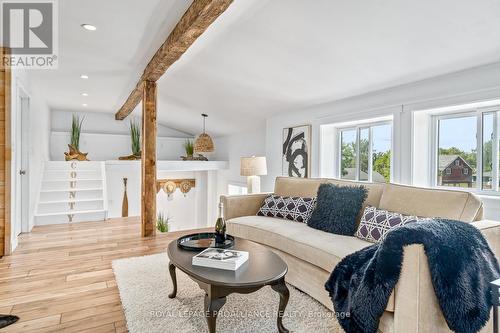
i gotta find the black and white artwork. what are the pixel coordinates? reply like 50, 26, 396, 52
282, 125, 311, 178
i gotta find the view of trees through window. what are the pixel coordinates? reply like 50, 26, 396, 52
340, 123, 391, 182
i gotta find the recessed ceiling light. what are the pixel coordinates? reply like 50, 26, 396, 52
82, 103, 88, 107
80, 74, 89, 79
81, 93, 88, 97
81, 24, 97, 31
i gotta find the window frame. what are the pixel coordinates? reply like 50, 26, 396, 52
431, 106, 500, 194
227, 182, 248, 195
337, 120, 393, 183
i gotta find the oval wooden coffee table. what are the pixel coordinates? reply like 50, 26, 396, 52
167, 238, 289, 333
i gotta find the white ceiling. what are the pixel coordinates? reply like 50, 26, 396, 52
32, 0, 500, 136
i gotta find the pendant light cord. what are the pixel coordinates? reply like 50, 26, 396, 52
202, 113, 208, 134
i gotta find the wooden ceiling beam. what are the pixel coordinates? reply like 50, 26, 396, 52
115, 0, 233, 120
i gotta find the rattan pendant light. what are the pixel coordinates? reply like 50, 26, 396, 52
194, 113, 214, 153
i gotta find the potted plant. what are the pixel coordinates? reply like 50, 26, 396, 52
184, 139, 194, 158
157, 212, 172, 233
119, 120, 141, 160
181, 139, 208, 161
64, 114, 88, 161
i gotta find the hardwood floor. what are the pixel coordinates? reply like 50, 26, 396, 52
0, 217, 207, 332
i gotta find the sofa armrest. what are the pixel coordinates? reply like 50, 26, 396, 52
470, 219, 500, 256
220, 193, 270, 220
392, 220, 500, 333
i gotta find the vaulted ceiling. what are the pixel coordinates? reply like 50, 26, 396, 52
30, 0, 500, 136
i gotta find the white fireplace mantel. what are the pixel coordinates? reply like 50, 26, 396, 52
105, 160, 229, 172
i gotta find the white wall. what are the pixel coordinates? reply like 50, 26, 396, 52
9, 69, 52, 250
50, 132, 189, 161
105, 161, 221, 230
50, 110, 193, 161
51, 110, 192, 137
265, 61, 500, 217
213, 127, 268, 196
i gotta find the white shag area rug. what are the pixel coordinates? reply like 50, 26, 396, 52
112, 253, 343, 333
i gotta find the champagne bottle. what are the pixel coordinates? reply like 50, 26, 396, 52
122, 178, 128, 217
214, 202, 226, 245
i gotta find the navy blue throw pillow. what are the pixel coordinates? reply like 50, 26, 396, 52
307, 183, 368, 235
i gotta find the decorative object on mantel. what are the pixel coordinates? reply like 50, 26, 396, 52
241, 156, 267, 193
122, 178, 128, 217
156, 211, 171, 233
65, 144, 89, 161
282, 124, 311, 178
119, 120, 141, 160
65, 114, 89, 161
181, 139, 208, 161
180, 154, 208, 161
182, 139, 194, 159
193, 113, 214, 160
157, 179, 196, 198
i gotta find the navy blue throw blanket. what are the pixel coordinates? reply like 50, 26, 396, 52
325, 219, 500, 333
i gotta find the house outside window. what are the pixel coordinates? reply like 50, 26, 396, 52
339, 121, 392, 183
433, 106, 500, 192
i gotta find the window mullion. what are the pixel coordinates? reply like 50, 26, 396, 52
477, 111, 482, 191
432, 116, 439, 187
368, 127, 373, 182
355, 127, 360, 181
494, 112, 499, 192
338, 131, 342, 179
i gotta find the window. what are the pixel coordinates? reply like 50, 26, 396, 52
433, 107, 500, 192
340, 130, 356, 180
227, 183, 248, 195
339, 122, 392, 183
436, 114, 477, 188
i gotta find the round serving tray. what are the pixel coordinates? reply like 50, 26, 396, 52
177, 233, 235, 251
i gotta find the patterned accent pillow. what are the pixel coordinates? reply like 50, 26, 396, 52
355, 206, 427, 243
257, 195, 317, 223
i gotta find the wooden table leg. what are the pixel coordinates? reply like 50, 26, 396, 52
168, 263, 177, 298
204, 294, 226, 333
271, 279, 290, 333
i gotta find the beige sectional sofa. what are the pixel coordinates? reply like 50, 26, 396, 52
221, 177, 500, 333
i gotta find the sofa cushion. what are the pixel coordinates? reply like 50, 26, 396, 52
226, 215, 395, 312
379, 183, 483, 222
274, 177, 385, 225
227, 215, 371, 272
355, 206, 425, 243
257, 195, 316, 223
274, 177, 326, 197
308, 184, 368, 235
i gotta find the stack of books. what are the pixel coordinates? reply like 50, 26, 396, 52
192, 248, 249, 271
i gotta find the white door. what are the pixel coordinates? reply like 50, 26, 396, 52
15, 89, 30, 237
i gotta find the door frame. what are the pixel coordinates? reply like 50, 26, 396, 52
16, 83, 30, 235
